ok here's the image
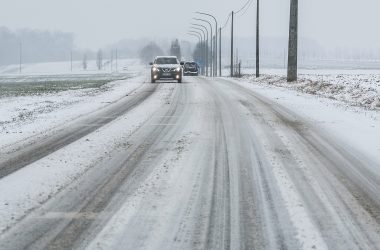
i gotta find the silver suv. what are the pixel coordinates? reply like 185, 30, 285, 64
150, 56, 184, 83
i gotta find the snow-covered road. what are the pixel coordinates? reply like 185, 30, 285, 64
0, 75, 379, 249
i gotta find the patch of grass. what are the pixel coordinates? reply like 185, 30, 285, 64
0, 75, 128, 97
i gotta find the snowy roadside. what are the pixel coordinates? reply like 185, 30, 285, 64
230, 76, 380, 165
0, 59, 146, 149
241, 73, 380, 109
0, 81, 173, 234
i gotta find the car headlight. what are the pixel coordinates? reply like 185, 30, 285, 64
153, 67, 159, 72
175, 67, 181, 72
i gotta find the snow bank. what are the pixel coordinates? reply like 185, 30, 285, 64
242, 74, 380, 110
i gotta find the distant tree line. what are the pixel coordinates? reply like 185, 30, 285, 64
170, 39, 181, 60
139, 39, 184, 64
0, 27, 194, 68
139, 42, 164, 63
0, 27, 75, 65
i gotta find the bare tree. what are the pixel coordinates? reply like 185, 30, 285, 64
139, 42, 164, 63
0, 27, 74, 66
287, 0, 298, 82
96, 49, 103, 70
192, 42, 205, 63
83, 54, 87, 70
170, 39, 182, 60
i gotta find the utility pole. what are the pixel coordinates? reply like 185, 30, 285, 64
219, 27, 222, 76
287, 0, 298, 82
230, 11, 234, 77
70, 50, 73, 72
256, 0, 260, 78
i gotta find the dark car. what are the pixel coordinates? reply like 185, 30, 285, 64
183, 61, 199, 76
150, 56, 184, 83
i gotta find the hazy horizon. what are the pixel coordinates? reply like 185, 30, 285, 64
1, 0, 380, 51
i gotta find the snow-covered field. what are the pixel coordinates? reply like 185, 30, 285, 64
234, 70, 380, 164
0, 59, 146, 148
0, 63, 379, 249
0, 58, 144, 75
241, 72, 380, 109
232, 76, 380, 163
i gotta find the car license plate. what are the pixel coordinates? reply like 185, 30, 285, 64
163, 73, 171, 77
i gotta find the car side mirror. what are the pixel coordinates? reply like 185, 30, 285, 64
149, 62, 153, 65
180, 62, 184, 66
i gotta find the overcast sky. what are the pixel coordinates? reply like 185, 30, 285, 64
1, 0, 380, 50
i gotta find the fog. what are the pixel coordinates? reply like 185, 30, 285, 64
1, 0, 380, 65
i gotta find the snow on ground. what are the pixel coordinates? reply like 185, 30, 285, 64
239, 68, 380, 109
0, 60, 145, 149
231, 76, 380, 165
0, 59, 165, 233
0, 77, 139, 148
0, 63, 379, 247
0, 81, 173, 233
0, 58, 144, 76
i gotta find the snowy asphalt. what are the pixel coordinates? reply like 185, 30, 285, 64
0, 76, 379, 249
0, 82, 157, 178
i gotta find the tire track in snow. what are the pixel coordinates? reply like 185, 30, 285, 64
216, 77, 380, 249
0, 82, 157, 179
42, 83, 188, 249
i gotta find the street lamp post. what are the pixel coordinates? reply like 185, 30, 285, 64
189, 28, 207, 75
196, 12, 218, 76
193, 18, 213, 77
191, 23, 209, 76
188, 31, 205, 75
219, 27, 221, 76
189, 29, 206, 75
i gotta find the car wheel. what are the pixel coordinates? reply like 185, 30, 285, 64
151, 78, 155, 83
178, 78, 182, 83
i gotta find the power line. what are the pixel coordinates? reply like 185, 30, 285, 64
221, 0, 254, 30
235, 0, 253, 14
221, 13, 232, 30
236, 0, 254, 18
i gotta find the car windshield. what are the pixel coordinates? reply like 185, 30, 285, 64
155, 58, 178, 64
185, 62, 197, 67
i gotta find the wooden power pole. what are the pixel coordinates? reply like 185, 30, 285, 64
287, 0, 298, 82
256, 0, 260, 78
230, 11, 234, 77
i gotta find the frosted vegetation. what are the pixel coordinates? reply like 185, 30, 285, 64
0, 74, 128, 97
244, 73, 380, 109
